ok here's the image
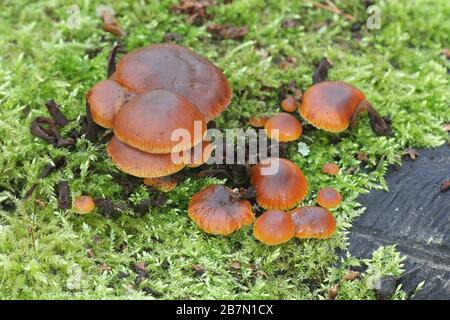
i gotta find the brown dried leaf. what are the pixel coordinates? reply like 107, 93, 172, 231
402, 148, 420, 160
328, 283, 340, 300
356, 151, 369, 162
312, 58, 333, 84
208, 23, 248, 40
343, 270, 361, 281
171, 0, 212, 25
102, 9, 126, 37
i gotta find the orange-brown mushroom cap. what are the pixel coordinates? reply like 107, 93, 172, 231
322, 162, 340, 175
188, 185, 254, 235
143, 175, 178, 192
86, 79, 134, 129
115, 44, 232, 121
107, 135, 185, 178
317, 187, 342, 208
114, 89, 206, 154
264, 113, 302, 142
73, 195, 96, 214
300, 81, 366, 132
291, 206, 337, 239
281, 95, 298, 113
248, 116, 270, 128
251, 158, 308, 210
253, 210, 295, 245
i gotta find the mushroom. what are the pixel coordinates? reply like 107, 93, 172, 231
143, 175, 178, 192
322, 162, 340, 175
281, 95, 298, 113
248, 115, 270, 128
188, 185, 254, 235
299, 81, 391, 135
86, 79, 135, 129
317, 187, 342, 208
290, 206, 336, 239
114, 44, 232, 121
114, 89, 206, 154
251, 157, 308, 210
253, 210, 295, 245
107, 136, 185, 178
73, 195, 96, 214
264, 113, 302, 142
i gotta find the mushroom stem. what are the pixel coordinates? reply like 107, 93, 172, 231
107, 43, 122, 78
350, 99, 392, 136
85, 102, 106, 142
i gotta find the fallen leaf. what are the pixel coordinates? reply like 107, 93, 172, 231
171, 0, 212, 25
356, 151, 369, 162
207, 23, 248, 40
343, 270, 360, 281
56, 181, 71, 210
328, 283, 340, 300
100, 7, 126, 37
402, 148, 420, 160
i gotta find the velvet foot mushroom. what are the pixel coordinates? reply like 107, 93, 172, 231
317, 187, 342, 209
73, 195, 96, 214
250, 157, 308, 210
253, 210, 296, 245
291, 206, 337, 239
264, 113, 303, 142
299, 81, 392, 136
188, 185, 255, 235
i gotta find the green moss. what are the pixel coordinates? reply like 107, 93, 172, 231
0, 0, 448, 299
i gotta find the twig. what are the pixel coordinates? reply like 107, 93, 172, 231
313, 1, 356, 22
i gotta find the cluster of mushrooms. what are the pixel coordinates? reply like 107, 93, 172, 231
85, 43, 390, 246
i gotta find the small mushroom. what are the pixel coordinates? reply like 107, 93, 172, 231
317, 187, 342, 208
188, 185, 254, 235
264, 113, 303, 142
291, 206, 336, 239
251, 158, 308, 210
114, 44, 232, 121
299, 81, 391, 135
86, 79, 135, 129
107, 136, 185, 178
73, 195, 96, 214
322, 162, 340, 175
114, 89, 206, 154
253, 210, 295, 245
143, 175, 178, 192
248, 116, 270, 128
281, 95, 298, 113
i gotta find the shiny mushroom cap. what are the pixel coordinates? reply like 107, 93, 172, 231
143, 175, 178, 192
253, 210, 295, 245
115, 44, 232, 121
248, 115, 270, 128
86, 79, 134, 129
114, 89, 206, 154
264, 113, 302, 142
107, 135, 185, 178
281, 95, 298, 113
188, 185, 254, 235
251, 158, 308, 210
291, 206, 336, 239
317, 187, 342, 208
300, 81, 365, 132
73, 195, 96, 214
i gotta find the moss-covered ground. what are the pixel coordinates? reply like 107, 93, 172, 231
0, 0, 448, 299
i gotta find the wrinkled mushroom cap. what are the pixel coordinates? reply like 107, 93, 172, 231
188, 185, 254, 235
115, 44, 232, 121
300, 81, 365, 132
317, 187, 342, 208
143, 175, 178, 192
86, 79, 133, 129
253, 210, 295, 245
251, 158, 308, 210
107, 135, 185, 178
73, 195, 96, 214
114, 89, 206, 154
291, 206, 336, 239
264, 113, 302, 142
